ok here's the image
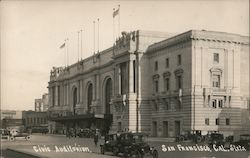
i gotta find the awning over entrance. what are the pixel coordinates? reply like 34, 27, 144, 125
49, 114, 112, 122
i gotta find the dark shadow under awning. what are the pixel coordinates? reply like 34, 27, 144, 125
49, 114, 112, 122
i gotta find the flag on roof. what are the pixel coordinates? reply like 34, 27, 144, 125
113, 8, 119, 18
60, 43, 65, 49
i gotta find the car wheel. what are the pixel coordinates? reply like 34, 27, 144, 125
10, 137, 14, 141
26, 136, 30, 140
132, 150, 142, 158
100, 146, 105, 154
179, 136, 184, 142
113, 147, 119, 156
152, 150, 158, 158
197, 136, 202, 143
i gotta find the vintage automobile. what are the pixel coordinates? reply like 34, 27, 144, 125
207, 132, 225, 147
9, 129, 31, 140
100, 132, 158, 158
0, 129, 10, 140
233, 134, 250, 151
77, 128, 95, 138
177, 130, 203, 143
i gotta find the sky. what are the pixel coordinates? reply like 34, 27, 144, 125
0, 0, 249, 111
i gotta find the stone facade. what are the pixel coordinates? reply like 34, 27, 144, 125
48, 30, 249, 137
22, 111, 48, 130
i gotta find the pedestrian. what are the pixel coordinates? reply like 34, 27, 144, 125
94, 133, 99, 146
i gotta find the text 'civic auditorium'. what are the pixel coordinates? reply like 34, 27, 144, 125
48, 30, 250, 138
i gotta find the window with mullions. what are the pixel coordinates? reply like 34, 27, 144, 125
212, 75, 220, 88
216, 118, 220, 125
218, 99, 223, 108
226, 118, 230, 125
212, 99, 217, 108
205, 118, 210, 125
213, 53, 219, 63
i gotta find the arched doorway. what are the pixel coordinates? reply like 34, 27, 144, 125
87, 83, 93, 112
73, 87, 77, 115
105, 78, 112, 114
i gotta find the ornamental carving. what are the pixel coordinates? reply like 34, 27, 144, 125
163, 71, 171, 78
209, 67, 223, 75
153, 74, 160, 80
174, 68, 184, 76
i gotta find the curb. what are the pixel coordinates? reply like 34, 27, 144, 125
7, 148, 49, 158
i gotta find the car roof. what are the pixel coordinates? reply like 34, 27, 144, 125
240, 134, 250, 137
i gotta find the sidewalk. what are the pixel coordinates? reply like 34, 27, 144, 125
41, 133, 176, 142
7, 146, 117, 158
148, 137, 176, 142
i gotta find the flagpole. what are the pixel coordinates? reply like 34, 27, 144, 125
118, 4, 120, 38
93, 21, 95, 56
97, 18, 99, 53
77, 31, 79, 62
80, 29, 83, 60
64, 39, 66, 68
113, 8, 115, 45
67, 38, 69, 67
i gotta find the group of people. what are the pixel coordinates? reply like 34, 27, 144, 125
66, 128, 77, 138
65, 127, 99, 146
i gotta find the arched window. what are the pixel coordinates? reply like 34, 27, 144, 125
105, 78, 112, 114
87, 83, 93, 112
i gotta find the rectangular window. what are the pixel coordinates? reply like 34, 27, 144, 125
226, 118, 230, 125
155, 80, 159, 93
205, 118, 210, 125
166, 58, 169, 68
58, 86, 60, 106
177, 99, 182, 110
229, 96, 231, 106
165, 78, 170, 91
212, 99, 217, 108
120, 62, 128, 94
214, 53, 219, 63
155, 61, 158, 71
154, 102, 158, 111
212, 75, 220, 88
177, 55, 182, 65
216, 118, 219, 125
218, 99, 223, 108
177, 76, 182, 90
165, 101, 169, 110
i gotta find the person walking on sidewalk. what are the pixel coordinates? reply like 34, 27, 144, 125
94, 133, 99, 146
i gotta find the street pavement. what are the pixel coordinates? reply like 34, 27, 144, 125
1, 134, 250, 158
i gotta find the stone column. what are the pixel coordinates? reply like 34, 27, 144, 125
55, 86, 58, 106
48, 88, 52, 107
67, 84, 70, 106
118, 65, 121, 95
129, 60, 134, 94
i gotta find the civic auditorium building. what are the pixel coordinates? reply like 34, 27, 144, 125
48, 30, 250, 137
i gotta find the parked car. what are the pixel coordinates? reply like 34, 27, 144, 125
100, 132, 158, 158
177, 130, 203, 143
77, 128, 95, 138
9, 129, 30, 141
207, 133, 225, 147
233, 134, 250, 151
0, 129, 10, 139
